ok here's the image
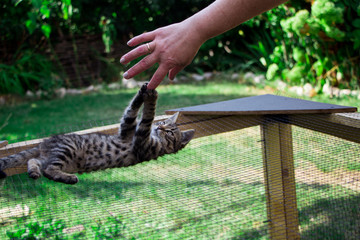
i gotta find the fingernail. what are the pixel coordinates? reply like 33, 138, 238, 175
123, 72, 129, 79
120, 57, 125, 64
127, 39, 133, 45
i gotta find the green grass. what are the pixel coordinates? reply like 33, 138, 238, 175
1, 80, 360, 239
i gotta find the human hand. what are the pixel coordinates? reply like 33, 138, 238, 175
120, 21, 204, 89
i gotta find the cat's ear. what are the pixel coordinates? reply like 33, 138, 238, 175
166, 112, 180, 124
181, 129, 195, 147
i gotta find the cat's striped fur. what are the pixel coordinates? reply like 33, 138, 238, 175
0, 83, 195, 184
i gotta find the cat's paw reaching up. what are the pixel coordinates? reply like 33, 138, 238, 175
140, 83, 148, 94
143, 88, 158, 102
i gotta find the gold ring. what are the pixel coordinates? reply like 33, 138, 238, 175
146, 43, 152, 54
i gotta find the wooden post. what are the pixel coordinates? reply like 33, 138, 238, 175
261, 119, 300, 240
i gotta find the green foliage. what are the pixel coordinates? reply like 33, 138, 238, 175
6, 219, 66, 239
0, 51, 62, 96
6, 216, 131, 240
250, 0, 360, 89
1, 0, 360, 91
99, 16, 116, 53
266, 63, 279, 80
16, 0, 74, 39
92, 216, 130, 239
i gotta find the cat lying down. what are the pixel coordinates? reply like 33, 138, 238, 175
0, 83, 195, 184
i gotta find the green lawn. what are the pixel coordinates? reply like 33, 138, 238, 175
1, 80, 359, 239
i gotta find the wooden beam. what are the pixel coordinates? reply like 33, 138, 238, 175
289, 113, 360, 144
176, 114, 262, 139
261, 120, 300, 240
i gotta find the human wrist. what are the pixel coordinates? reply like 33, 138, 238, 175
181, 17, 210, 49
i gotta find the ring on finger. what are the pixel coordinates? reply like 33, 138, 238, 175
146, 43, 152, 54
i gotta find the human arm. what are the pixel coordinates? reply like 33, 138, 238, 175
121, 0, 288, 89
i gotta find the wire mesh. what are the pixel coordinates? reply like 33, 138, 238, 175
292, 126, 360, 239
0, 113, 359, 239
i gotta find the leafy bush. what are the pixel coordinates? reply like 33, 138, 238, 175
1, 0, 359, 92
249, 0, 360, 90
0, 51, 62, 96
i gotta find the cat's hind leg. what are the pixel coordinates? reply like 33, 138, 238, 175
27, 158, 43, 180
43, 163, 78, 184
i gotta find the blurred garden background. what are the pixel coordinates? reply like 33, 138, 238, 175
1, 0, 360, 141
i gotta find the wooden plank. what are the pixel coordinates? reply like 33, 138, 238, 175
0, 116, 169, 176
278, 123, 300, 239
261, 122, 287, 239
166, 94, 357, 116
176, 114, 262, 139
261, 121, 299, 240
324, 112, 360, 129
289, 113, 360, 144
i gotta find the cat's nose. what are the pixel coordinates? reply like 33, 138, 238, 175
157, 125, 165, 130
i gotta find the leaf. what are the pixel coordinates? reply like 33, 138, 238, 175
62, 6, 69, 20
40, 5, 51, 19
354, 40, 360, 50
352, 29, 360, 39
25, 19, 37, 34
352, 18, 360, 28
32, 0, 42, 9
41, 24, 51, 39
14, 0, 23, 6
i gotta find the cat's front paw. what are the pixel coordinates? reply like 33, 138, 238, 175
143, 88, 158, 102
139, 83, 148, 94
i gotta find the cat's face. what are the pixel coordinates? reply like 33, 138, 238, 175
152, 112, 195, 153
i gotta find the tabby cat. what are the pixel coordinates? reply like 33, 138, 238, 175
0, 83, 195, 184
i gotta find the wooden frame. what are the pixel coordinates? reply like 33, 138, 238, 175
261, 119, 299, 239
1, 107, 359, 239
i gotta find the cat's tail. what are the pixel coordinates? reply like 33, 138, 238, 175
0, 147, 40, 179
